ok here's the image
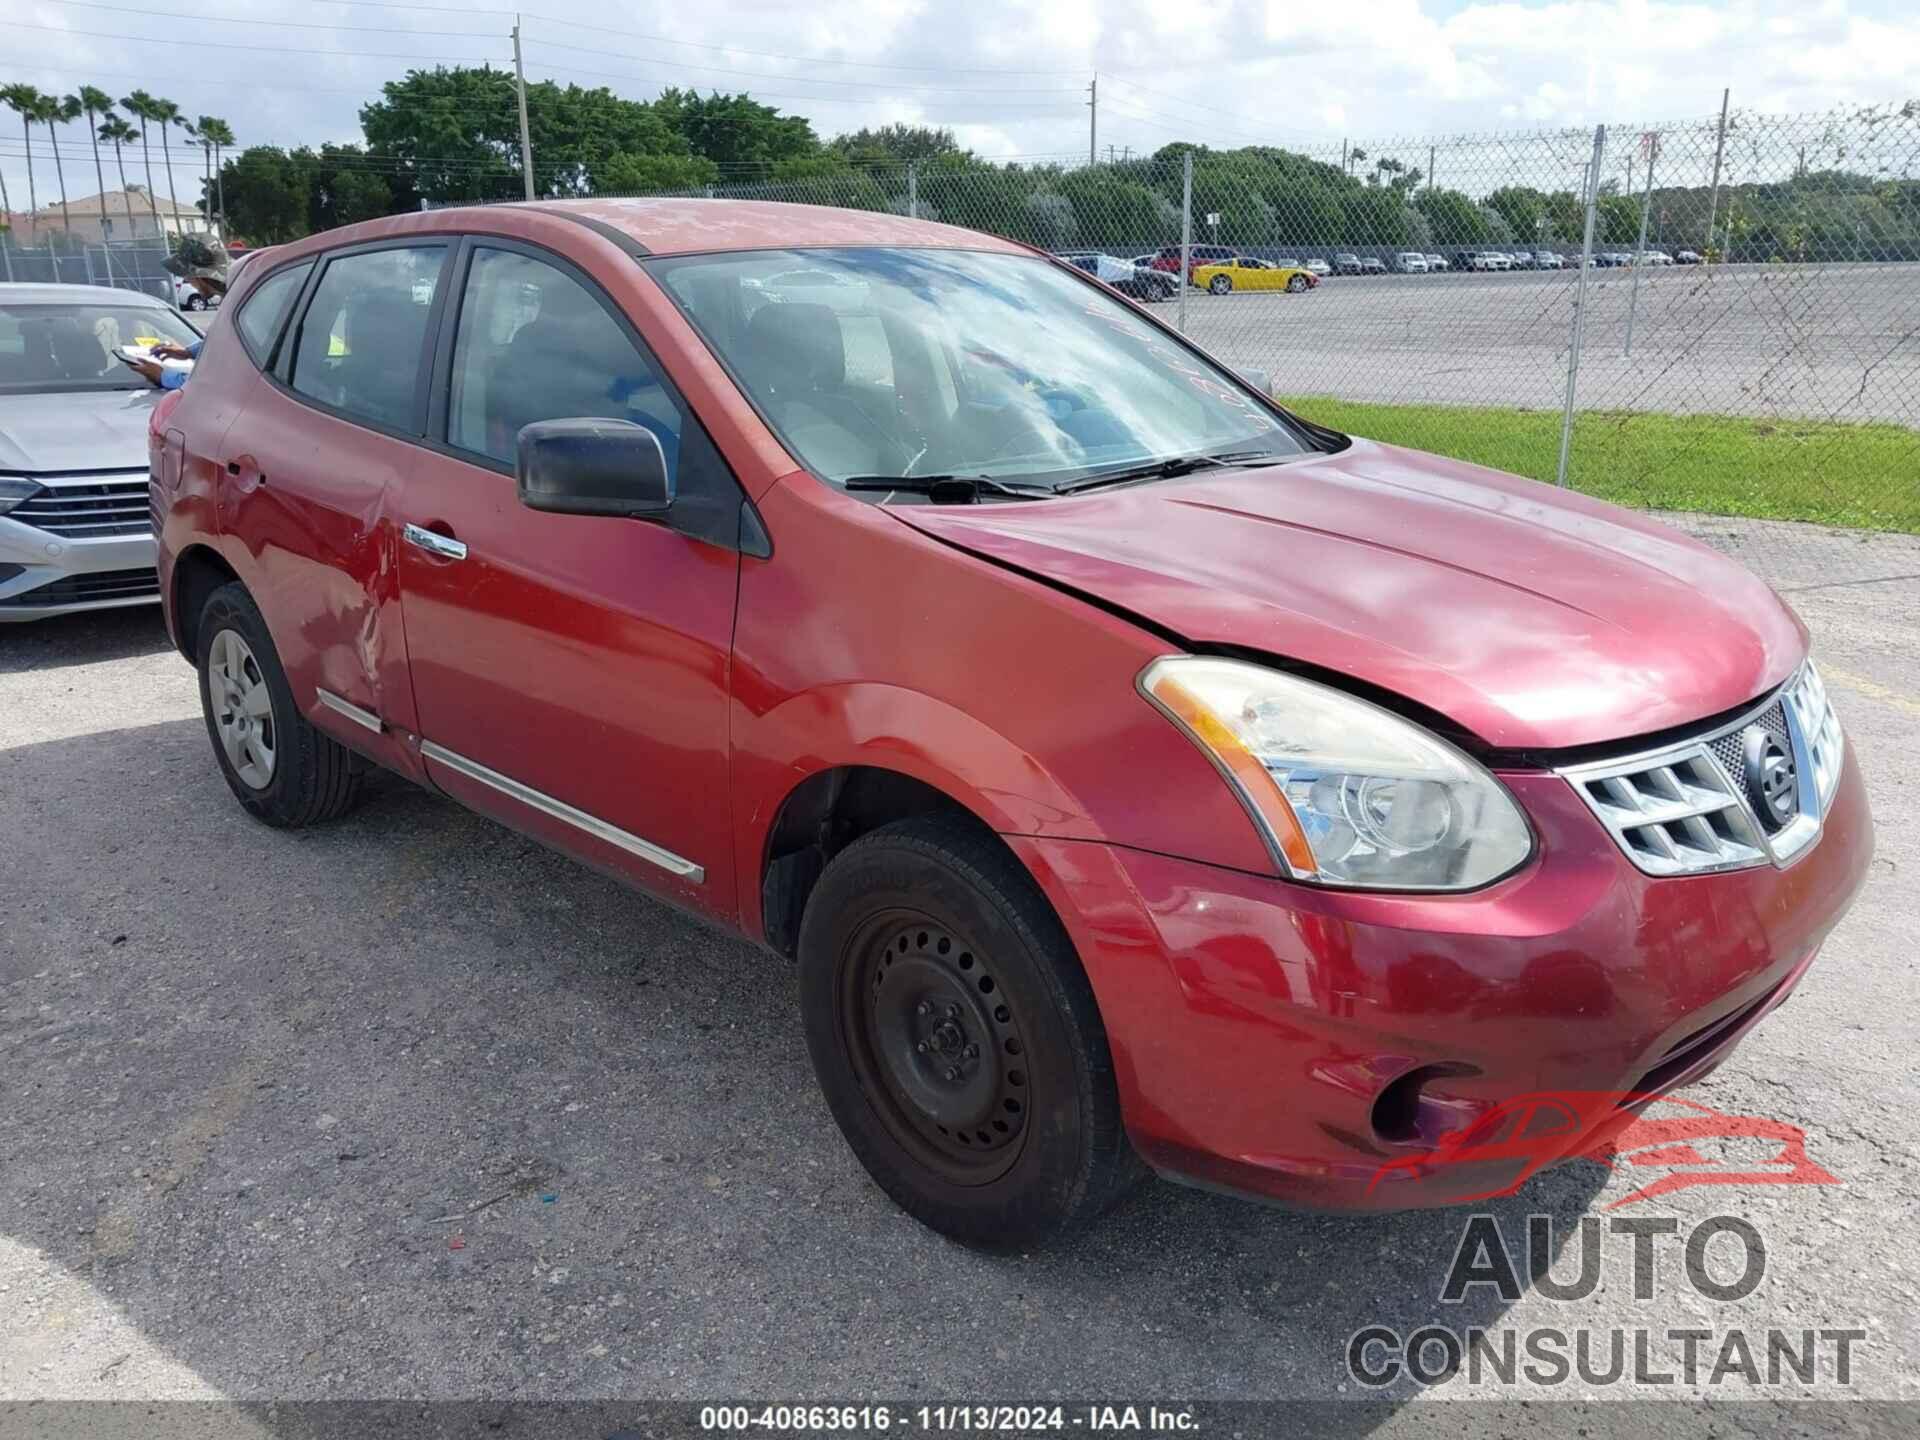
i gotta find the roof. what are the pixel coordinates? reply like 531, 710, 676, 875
0, 281, 172, 306
19, 189, 202, 221
521, 197, 1029, 258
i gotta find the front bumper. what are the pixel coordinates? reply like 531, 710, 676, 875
1010, 747, 1873, 1211
0, 502, 158, 622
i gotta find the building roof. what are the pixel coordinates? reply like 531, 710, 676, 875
21, 188, 203, 221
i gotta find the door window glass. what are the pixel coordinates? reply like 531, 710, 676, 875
447, 246, 683, 477
288, 246, 444, 430
234, 260, 313, 365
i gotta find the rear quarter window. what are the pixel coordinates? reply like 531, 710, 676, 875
233, 261, 314, 366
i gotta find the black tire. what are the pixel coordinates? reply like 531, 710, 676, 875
798, 815, 1141, 1247
183, 294, 204, 311
1208, 274, 1232, 295
195, 581, 362, 827
1286, 274, 1308, 292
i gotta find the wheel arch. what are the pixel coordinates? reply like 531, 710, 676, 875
168, 542, 243, 663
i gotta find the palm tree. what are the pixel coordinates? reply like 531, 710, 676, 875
198, 118, 235, 239
1, 84, 44, 220
120, 90, 164, 242
76, 87, 116, 239
99, 116, 141, 239
42, 94, 82, 235
148, 97, 186, 246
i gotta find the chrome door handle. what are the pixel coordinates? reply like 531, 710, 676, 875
403, 523, 467, 561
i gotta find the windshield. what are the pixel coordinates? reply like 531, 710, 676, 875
0, 302, 201, 395
648, 247, 1309, 492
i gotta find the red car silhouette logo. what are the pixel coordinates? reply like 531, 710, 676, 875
1367, 1091, 1838, 1208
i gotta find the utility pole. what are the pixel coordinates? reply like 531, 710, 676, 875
1703, 87, 1730, 261
1087, 75, 1097, 167
512, 16, 536, 202
1427, 144, 1435, 191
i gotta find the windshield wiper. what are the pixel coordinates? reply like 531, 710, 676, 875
1054, 450, 1298, 495
842, 474, 1051, 504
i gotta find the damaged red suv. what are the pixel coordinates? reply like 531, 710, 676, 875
152, 200, 1871, 1245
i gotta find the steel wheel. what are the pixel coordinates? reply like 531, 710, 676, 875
841, 911, 1030, 1185
207, 628, 276, 789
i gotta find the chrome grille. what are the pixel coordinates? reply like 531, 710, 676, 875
8, 477, 153, 537
1562, 664, 1843, 878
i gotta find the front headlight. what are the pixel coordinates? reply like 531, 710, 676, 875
1139, 657, 1533, 891
0, 477, 42, 516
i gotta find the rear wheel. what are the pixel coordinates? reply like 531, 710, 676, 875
1208, 274, 1232, 295
196, 582, 362, 827
798, 816, 1140, 1247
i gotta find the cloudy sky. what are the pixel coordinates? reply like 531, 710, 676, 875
4, 0, 1918, 209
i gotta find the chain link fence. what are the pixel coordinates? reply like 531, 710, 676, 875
0, 236, 179, 304
609, 103, 1920, 551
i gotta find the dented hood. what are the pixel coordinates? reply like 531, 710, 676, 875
893, 439, 1807, 751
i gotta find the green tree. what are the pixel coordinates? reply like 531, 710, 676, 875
1414, 187, 1489, 245
829, 124, 968, 167
119, 91, 166, 240
1, 84, 44, 218
75, 87, 116, 238
652, 88, 819, 170
595, 149, 719, 194
42, 93, 82, 234
216, 146, 310, 243
1340, 186, 1409, 246
198, 118, 235, 237
97, 115, 140, 239
1483, 185, 1547, 243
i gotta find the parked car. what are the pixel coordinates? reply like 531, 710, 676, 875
1358, 256, 1387, 274
1059, 253, 1178, 302
1423, 254, 1448, 272
173, 274, 220, 311
1331, 253, 1365, 275
1675, 249, 1704, 264
1467, 251, 1512, 271
1300, 257, 1332, 277
1148, 243, 1234, 279
153, 200, 1869, 1245
1, 282, 202, 620
1190, 257, 1318, 294
1638, 250, 1674, 266
1533, 251, 1564, 269
1393, 252, 1429, 273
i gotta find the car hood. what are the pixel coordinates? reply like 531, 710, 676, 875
0, 387, 163, 473
892, 439, 1806, 751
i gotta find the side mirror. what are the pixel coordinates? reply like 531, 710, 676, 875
516, 418, 672, 519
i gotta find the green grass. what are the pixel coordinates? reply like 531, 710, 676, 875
1276, 396, 1920, 533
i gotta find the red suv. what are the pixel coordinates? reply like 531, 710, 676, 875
151, 201, 1871, 1246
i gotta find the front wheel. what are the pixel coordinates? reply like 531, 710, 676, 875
1286, 274, 1308, 292
798, 816, 1140, 1247
183, 294, 204, 311
1208, 274, 1232, 294
196, 582, 363, 827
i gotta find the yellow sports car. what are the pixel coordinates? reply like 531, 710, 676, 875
1190, 257, 1320, 294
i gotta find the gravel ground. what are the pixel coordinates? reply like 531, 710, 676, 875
1182, 263, 1920, 425
1, 514, 1916, 1435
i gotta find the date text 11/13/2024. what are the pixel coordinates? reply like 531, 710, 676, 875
697, 1405, 1199, 1432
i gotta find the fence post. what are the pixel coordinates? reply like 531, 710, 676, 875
1177, 151, 1193, 335
1557, 125, 1607, 490
1703, 88, 1730, 261
1, 238, 11, 284
1624, 132, 1657, 357
907, 161, 918, 220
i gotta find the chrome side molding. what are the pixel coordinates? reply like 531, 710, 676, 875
419, 740, 704, 883
315, 688, 383, 735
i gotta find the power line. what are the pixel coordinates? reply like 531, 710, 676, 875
519, 61, 1080, 113
27, 0, 502, 37
10, 21, 506, 60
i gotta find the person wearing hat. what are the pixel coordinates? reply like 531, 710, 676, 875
129, 237, 230, 389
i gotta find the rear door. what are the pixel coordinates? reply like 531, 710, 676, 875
216, 240, 451, 756
391, 238, 744, 922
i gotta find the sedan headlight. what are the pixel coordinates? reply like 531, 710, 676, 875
0, 477, 41, 516
1140, 657, 1533, 890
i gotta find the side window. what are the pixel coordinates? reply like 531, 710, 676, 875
233, 261, 313, 365
447, 246, 683, 477
288, 246, 445, 431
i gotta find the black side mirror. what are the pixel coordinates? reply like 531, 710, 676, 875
516, 418, 672, 519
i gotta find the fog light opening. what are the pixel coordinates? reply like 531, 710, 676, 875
1371, 1063, 1479, 1146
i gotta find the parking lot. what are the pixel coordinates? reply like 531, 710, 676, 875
2, 513, 1916, 1428
1182, 263, 1920, 423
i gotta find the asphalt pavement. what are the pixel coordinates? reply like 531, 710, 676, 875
1, 514, 1916, 1435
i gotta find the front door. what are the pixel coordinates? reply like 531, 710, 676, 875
392, 241, 741, 921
